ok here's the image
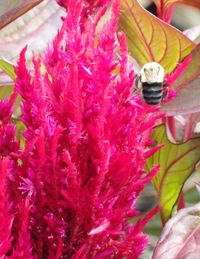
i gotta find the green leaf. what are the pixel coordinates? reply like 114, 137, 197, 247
144, 213, 162, 237
185, 186, 200, 204
0, 85, 25, 146
0, 85, 14, 99
119, 0, 196, 72
146, 124, 200, 224
0, 59, 16, 80
14, 118, 26, 148
0, 84, 21, 119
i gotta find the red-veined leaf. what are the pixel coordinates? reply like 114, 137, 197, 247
152, 0, 175, 22
152, 0, 200, 23
164, 114, 200, 144
157, 47, 200, 142
0, 0, 65, 86
146, 124, 200, 224
0, 0, 43, 30
161, 45, 200, 143
153, 0, 176, 8
161, 44, 200, 116
153, 0, 200, 9
152, 202, 200, 259
119, 0, 196, 72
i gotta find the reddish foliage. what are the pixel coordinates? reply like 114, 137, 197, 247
0, 0, 161, 258
156, 5, 174, 23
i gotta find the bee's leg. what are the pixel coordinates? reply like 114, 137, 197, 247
133, 74, 141, 92
127, 75, 141, 102
162, 84, 168, 100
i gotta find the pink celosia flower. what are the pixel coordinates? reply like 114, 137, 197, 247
0, 158, 14, 257
0, 0, 162, 258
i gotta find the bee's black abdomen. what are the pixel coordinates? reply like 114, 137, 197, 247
142, 82, 163, 105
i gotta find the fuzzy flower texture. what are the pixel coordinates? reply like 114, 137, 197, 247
0, 0, 161, 258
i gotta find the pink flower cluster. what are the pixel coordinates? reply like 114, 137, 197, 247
0, 0, 160, 258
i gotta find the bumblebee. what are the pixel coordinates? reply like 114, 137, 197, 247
135, 62, 168, 105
